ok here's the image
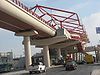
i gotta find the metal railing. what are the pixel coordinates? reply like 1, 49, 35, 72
10, 0, 54, 29
6, 0, 88, 42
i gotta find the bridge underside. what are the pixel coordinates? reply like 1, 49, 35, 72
36, 40, 82, 52
0, 10, 32, 32
32, 36, 82, 53
0, 10, 53, 39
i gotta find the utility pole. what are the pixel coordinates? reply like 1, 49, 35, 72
94, 46, 98, 63
95, 27, 100, 62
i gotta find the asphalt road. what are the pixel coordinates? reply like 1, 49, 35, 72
1, 64, 100, 75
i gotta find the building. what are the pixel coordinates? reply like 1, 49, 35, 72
32, 53, 43, 65
13, 57, 25, 70
0, 52, 13, 64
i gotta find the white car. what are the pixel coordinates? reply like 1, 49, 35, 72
28, 62, 46, 74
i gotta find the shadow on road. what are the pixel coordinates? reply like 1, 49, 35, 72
87, 63, 100, 66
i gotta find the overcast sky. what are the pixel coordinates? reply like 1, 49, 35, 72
0, 0, 100, 57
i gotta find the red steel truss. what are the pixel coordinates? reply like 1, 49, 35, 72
30, 5, 88, 42
11, 0, 88, 43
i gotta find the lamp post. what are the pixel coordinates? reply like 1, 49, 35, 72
96, 27, 100, 62
94, 46, 99, 63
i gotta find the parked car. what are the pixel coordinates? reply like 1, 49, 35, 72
0, 63, 13, 73
65, 61, 77, 70
28, 62, 46, 74
77, 60, 86, 64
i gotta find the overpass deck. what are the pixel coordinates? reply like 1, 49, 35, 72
0, 0, 56, 39
0, 0, 88, 50
0, 0, 89, 69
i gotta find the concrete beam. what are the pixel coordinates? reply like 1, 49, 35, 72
31, 28, 71, 46
85, 46, 100, 52
0, 0, 55, 36
49, 40, 79, 49
15, 30, 38, 36
31, 36, 68, 46
56, 28, 71, 39
62, 46, 78, 53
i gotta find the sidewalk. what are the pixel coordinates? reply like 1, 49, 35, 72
91, 62, 100, 75
91, 69, 100, 75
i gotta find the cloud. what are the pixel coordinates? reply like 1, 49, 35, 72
83, 12, 100, 46
68, 1, 90, 12
68, 0, 98, 15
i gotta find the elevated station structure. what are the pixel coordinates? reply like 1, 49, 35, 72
0, 0, 88, 69
30, 5, 88, 49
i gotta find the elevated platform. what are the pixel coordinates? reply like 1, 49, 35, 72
31, 28, 81, 52
0, 0, 56, 39
0, 0, 88, 53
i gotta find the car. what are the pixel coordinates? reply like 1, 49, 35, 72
77, 60, 86, 64
65, 61, 77, 70
28, 62, 46, 74
0, 63, 13, 73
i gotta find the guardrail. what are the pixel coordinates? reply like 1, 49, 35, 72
10, 0, 54, 29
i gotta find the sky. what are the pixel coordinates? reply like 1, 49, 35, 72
0, 0, 100, 57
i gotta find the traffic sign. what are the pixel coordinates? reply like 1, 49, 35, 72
96, 27, 100, 34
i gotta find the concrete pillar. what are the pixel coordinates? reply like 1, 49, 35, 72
79, 52, 81, 62
80, 53, 83, 61
23, 36, 32, 70
74, 53, 76, 61
57, 48, 61, 58
81, 53, 83, 61
97, 50, 99, 62
79, 52, 82, 61
70, 53, 73, 59
43, 46, 50, 67
99, 51, 100, 61
72, 53, 75, 61
76, 53, 78, 62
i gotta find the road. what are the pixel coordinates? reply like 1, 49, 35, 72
1, 64, 100, 75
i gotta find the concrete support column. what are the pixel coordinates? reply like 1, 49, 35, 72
80, 53, 82, 61
74, 53, 76, 61
23, 36, 32, 70
57, 48, 61, 58
72, 53, 75, 61
43, 46, 50, 67
97, 50, 99, 62
70, 54, 72, 59
79, 52, 81, 62
76, 53, 78, 62
99, 51, 100, 61
81, 53, 83, 61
